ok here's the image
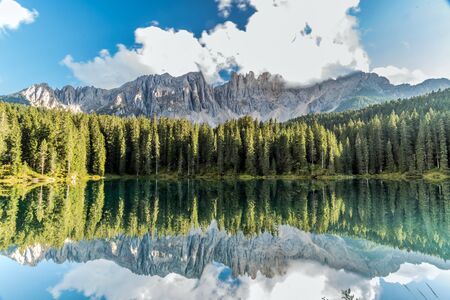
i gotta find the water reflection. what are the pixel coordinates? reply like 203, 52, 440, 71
2, 179, 450, 258
0, 179, 450, 299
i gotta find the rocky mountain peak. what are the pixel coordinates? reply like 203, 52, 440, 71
1, 71, 450, 124
21, 83, 62, 109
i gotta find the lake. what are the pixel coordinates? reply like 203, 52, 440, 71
1, 179, 450, 300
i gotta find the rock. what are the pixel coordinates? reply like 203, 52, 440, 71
2, 71, 450, 124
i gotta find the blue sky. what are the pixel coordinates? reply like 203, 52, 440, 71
0, 0, 449, 94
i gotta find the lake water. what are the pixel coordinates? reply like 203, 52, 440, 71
1, 179, 450, 300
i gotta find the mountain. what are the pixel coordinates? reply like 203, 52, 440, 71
1, 71, 450, 124
4, 224, 450, 279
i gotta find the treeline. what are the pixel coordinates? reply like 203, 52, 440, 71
0, 89, 450, 178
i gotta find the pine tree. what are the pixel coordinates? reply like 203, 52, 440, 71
355, 133, 368, 174
5, 116, 22, 174
198, 123, 214, 169
255, 129, 270, 176
370, 116, 384, 173
140, 120, 152, 175
438, 118, 448, 170
326, 132, 339, 173
48, 146, 57, 175
88, 118, 106, 176
0, 109, 9, 167
114, 122, 126, 174
127, 119, 141, 175
416, 121, 426, 173
244, 127, 256, 175
216, 124, 225, 175
232, 125, 242, 173
306, 126, 315, 167
73, 116, 89, 177
151, 117, 160, 175
39, 139, 48, 175
387, 112, 399, 170
313, 124, 328, 169
386, 140, 396, 173
189, 124, 199, 175
424, 116, 435, 170
399, 119, 413, 172
275, 130, 291, 174
292, 125, 307, 172
341, 137, 353, 174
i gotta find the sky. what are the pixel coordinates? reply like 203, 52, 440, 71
2, 256, 450, 300
0, 0, 449, 94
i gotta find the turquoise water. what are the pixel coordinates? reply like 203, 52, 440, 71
1, 179, 450, 299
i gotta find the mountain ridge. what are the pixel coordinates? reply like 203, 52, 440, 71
1, 71, 450, 124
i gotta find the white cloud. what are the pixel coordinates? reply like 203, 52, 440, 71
62, 27, 225, 89
372, 65, 429, 85
63, 0, 369, 89
383, 263, 443, 285
49, 260, 248, 300
49, 259, 380, 300
215, 0, 250, 17
203, 0, 369, 84
0, 0, 37, 32
216, 0, 233, 17
246, 260, 380, 300
46, 258, 450, 300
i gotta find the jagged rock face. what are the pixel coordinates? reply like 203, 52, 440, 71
2, 71, 450, 124
19, 84, 65, 109
4, 225, 450, 279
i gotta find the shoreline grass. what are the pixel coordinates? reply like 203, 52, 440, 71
1, 165, 449, 185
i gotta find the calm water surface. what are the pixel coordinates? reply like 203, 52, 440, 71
1, 179, 450, 300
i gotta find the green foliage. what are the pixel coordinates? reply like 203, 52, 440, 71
1, 88, 450, 178
88, 117, 106, 176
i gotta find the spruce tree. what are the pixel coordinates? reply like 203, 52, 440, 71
232, 125, 242, 173
127, 119, 141, 175
424, 117, 435, 170
416, 121, 426, 173
342, 137, 353, 174
151, 117, 160, 175
438, 118, 448, 170
292, 125, 307, 172
216, 124, 224, 175
39, 139, 48, 175
244, 127, 256, 175
399, 119, 413, 172
306, 127, 315, 167
140, 120, 152, 175
5, 116, 22, 174
88, 118, 106, 176
355, 133, 368, 174
256, 129, 269, 176
386, 140, 396, 173
114, 122, 126, 175
0, 109, 9, 167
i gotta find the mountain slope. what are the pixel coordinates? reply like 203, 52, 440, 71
1, 71, 449, 124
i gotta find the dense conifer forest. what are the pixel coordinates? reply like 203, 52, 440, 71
0, 89, 450, 179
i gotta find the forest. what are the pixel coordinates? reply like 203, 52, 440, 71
0, 89, 450, 179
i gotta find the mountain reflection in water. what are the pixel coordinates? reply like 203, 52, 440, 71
1, 179, 450, 300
